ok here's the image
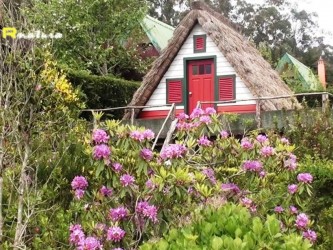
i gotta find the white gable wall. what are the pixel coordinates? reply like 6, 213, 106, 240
143, 24, 255, 111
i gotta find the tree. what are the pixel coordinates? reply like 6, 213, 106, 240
24, 0, 148, 76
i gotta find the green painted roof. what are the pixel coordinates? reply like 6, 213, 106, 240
276, 53, 320, 90
140, 15, 174, 52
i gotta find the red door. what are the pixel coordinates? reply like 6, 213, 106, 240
187, 59, 215, 113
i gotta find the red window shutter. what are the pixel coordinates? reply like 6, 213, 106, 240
218, 77, 234, 101
196, 37, 204, 50
167, 80, 182, 104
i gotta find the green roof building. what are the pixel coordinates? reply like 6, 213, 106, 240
276, 53, 321, 90
140, 15, 175, 53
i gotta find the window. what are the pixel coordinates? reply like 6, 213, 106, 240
166, 79, 183, 104
217, 75, 235, 101
193, 35, 206, 53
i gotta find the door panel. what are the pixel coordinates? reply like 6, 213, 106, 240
188, 59, 215, 113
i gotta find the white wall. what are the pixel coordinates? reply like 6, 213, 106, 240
143, 24, 255, 111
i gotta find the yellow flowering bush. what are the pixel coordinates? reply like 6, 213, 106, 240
40, 53, 84, 107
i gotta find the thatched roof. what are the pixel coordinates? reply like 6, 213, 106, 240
123, 1, 297, 119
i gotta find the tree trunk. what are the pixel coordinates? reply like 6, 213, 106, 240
13, 141, 30, 249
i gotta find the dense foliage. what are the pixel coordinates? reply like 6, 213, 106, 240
66, 70, 140, 120
140, 203, 312, 250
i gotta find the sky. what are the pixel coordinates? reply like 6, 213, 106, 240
249, 0, 333, 45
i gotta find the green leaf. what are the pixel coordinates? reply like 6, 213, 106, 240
156, 239, 169, 250
95, 162, 104, 178
211, 236, 223, 250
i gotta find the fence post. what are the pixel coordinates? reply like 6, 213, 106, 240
322, 93, 329, 112
130, 108, 134, 125
256, 100, 261, 128
171, 104, 176, 120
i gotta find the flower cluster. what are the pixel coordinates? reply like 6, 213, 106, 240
288, 184, 298, 194
93, 144, 111, 160
297, 173, 313, 184
160, 144, 187, 160
221, 183, 240, 194
284, 153, 297, 171
202, 168, 216, 184
197, 136, 212, 147
69, 225, 102, 250
136, 201, 158, 223
120, 174, 135, 187
140, 148, 154, 161
130, 129, 155, 142
112, 162, 123, 173
256, 134, 268, 143
71, 176, 88, 200
242, 160, 263, 172
260, 146, 275, 157
99, 186, 113, 197
106, 226, 126, 242
92, 129, 110, 144
241, 138, 253, 150
109, 206, 128, 221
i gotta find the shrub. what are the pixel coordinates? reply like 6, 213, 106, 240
67, 108, 317, 249
65, 69, 140, 119
140, 203, 313, 250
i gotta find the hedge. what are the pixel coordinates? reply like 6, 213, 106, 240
66, 69, 140, 120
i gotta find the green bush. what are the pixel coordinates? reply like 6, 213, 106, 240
140, 203, 313, 250
299, 157, 333, 249
66, 69, 140, 119
285, 107, 333, 159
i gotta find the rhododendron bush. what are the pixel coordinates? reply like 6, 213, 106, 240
69, 108, 316, 249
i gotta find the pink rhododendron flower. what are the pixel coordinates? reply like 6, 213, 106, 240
199, 115, 212, 125
202, 168, 216, 184
220, 130, 229, 138
177, 112, 189, 120
129, 130, 144, 142
221, 183, 240, 194
274, 206, 284, 213
112, 162, 122, 173
190, 107, 204, 119
290, 205, 298, 214
280, 137, 290, 144
295, 213, 309, 229
75, 189, 85, 200
303, 229, 317, 243
260, 146, 275, 157
120, 174, 135, 187
106, 227, 125, 242
241, 138, 253, 150
99, 186, 113, 197
136, 201, 158, 223
160, 144, 187, 160
288, 184, 298, 194
93, 144, 111, 160
79, 236, 102, 250
69, 224, 85, 245
242, 160, 263, 172
140, 148, 153, 161
256, 134, 268, 143
143, 129, 155, 140
297, 173, 313, 183
259, 171, 266, 178
109, 207, 128, 221
92, 129, 109, 144
241, 197, 253, 208
197, 136, 212, 147
205, 107, 216, 115
145, 179, 155, 189
284, 153, 297, 171
71, 176, 88, 190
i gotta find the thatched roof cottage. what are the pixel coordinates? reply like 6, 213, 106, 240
124, 1, 297, 119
